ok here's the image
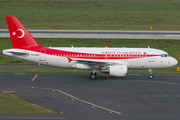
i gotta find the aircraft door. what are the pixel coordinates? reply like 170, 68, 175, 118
148, 50, 155, 62
40, 49, 46, 61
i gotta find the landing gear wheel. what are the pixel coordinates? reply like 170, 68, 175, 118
90, 72, 97, 80
148, 69, 153, 79
149, 74, 153, 79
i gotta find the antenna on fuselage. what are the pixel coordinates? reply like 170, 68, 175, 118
148, 46, 150, 49
71, 45, 74, 48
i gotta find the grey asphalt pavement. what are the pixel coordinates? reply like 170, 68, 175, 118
0, 73, 180, 120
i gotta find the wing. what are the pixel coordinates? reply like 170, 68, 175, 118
70, 58, 129, 70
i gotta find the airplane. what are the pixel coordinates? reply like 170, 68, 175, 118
2, 16, 178, 79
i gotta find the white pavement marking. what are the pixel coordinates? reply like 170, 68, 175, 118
36, 87, 122, 115
2, 91, 15, 93
54, 89, 122, 115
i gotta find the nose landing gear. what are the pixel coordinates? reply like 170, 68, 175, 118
148, 69, 153, 79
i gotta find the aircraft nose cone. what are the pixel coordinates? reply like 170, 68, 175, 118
172, 58, 178, 66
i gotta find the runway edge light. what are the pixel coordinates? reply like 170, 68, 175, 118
177, 67, 180, 71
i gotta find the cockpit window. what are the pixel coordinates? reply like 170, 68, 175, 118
161, 54, 170, 57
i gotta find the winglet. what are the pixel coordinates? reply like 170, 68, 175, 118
6, 16, 41, 49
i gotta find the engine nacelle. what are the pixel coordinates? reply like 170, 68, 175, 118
101, 65, 127, 77
109, 65, 127, 77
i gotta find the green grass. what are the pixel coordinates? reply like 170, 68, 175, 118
0, 93, 56, 114
1, 0, 180, 30
0, 38, 180, 66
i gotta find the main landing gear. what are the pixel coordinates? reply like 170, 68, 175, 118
148, 69, 153, 79
90, 69, 98, 80
90, 72, 97, 80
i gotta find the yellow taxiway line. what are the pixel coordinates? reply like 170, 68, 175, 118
32, 74, 38, 81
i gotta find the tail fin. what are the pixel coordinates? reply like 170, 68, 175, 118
6, 16, 41, 49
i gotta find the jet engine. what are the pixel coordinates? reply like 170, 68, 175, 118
101, 65, 127, 77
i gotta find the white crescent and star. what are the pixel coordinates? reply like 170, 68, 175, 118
12, 29, 25, 38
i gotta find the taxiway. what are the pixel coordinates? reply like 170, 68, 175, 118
0, 73, 180, 120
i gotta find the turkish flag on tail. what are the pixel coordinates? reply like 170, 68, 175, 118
6, 16, 40, 49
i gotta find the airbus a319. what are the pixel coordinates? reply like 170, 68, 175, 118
2, 16, 178, 79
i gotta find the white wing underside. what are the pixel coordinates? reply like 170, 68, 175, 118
71, 58, 129, 70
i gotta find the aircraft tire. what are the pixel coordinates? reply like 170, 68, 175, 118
149, 74, 153, 79
90, 72, 97, 80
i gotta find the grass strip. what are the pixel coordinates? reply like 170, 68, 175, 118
0, 93, 56, 114
1, 0, 180, 30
